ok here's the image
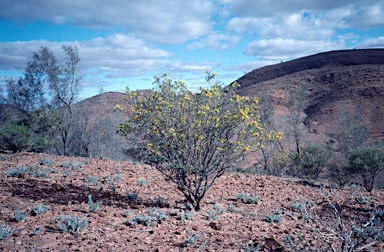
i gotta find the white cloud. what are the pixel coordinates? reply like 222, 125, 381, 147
187, 33, 240, 50
222, 0, 378, 17
357, 36, 384, 48
244, 38, 345, 60
0, 34, 214, 89
0, 0, 215, 44
227, 11, 343, 41
345, 4, 384, 28
224, 60, 277, 73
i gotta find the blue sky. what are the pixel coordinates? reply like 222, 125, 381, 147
1, 0, 383, 99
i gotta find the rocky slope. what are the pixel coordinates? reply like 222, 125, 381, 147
0, 152, 383, 251
235, 49, 384, 141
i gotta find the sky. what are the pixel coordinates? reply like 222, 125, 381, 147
1, 0, 384, 100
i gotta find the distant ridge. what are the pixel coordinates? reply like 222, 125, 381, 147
234, 48, 384, 141
235, 49, 384, 90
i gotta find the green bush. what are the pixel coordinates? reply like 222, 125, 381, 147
0, 121, 52, 153
117, 72, 281, 210
347, 145, 384, 192
298, 144, 333, 179
289, 143, 333, 179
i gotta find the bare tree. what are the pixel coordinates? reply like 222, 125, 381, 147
286, 81, 310, 155
297, 187, 384, 251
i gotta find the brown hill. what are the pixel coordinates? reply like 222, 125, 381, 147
235, 49, 384, 141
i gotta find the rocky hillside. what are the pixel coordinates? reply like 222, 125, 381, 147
235, 49, 384, 141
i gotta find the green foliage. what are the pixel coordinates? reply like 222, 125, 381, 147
0, 121, 48, 153
347, 145, 384, 192
126, 208, 168, 226
4, 45, 83, 156
235, 192, 258, 204
56, 214, 88, 234
14, 207, 26, 222
0, 223, 14, 241
87, 195, 102, 212
118, 72, 280, 210
32, 205, 49, 216
291, 143, 333, 179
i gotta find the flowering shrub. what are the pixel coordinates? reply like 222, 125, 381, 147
117, 72, 281, 210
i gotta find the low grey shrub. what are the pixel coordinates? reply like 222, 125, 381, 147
127, 192, 138, 201
14, 207, 25, 222
178, 210, 194, 223
0, 223, 14, 240
32, 205, 49, 216
355, 196, 371, 205
227, 204, 240, 213
87, 195, 102, 212
206, 204, 225, 220
264, 208, 283, 223
235, 192, 258, 204
61, 161, 70, 168
38, 158, 55, 165
85, 175, 99, 185
27, 166, 48, 178
56, 214, 88, 234
185, 230, 199, 247
8, 166, 29, 177
69, 161, 83, 171
126, 208, 168, 226
138, 178, 147, 186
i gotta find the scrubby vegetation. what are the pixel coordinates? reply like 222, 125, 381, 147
0, 63, 382, 250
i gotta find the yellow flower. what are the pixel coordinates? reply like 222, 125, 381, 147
114, 104, 123, 111
244, 146, 251, 151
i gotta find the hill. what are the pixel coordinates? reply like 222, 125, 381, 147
235, 49, 384, 141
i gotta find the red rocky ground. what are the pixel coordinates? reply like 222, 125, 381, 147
0, 152, 383, 251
